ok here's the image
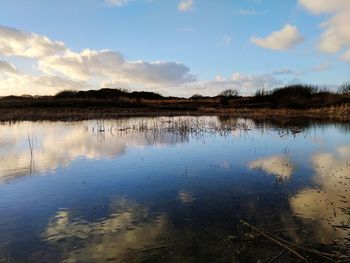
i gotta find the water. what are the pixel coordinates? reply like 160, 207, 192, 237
0, 117, 349, 262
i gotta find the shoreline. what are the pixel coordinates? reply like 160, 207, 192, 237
1, 106, 349, 122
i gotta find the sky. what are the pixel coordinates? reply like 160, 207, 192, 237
0, 0, 349, 97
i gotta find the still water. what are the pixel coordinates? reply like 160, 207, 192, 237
0, 116, 349, 262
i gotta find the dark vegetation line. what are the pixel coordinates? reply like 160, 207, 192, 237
1, 82, 350, 109
0, 83, 349, 121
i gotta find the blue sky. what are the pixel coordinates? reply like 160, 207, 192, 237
0, 0, 349, 97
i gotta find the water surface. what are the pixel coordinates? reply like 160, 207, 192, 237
0, 117, 349, 262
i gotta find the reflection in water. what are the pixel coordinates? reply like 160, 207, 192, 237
42, 198, 167, 262
0, 119, 192, 183
1, 117, 350, 262
290, 146, 350, 243
178, 190, 195, 204
248, 155, 294, 181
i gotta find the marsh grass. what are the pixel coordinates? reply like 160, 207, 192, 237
1, 85, 350, 122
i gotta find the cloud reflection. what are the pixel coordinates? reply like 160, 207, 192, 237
290, 146, 350, 243
249, 155, 294, 180
42, 198, 167, 262
0, 119, 188, 183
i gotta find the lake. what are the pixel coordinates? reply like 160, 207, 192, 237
0, 116, 349, 262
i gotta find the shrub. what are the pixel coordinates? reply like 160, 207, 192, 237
55, 90, 78, 98
254, 88, 270, 97
271, 85, 318, 98
219, 89, 239, 97
338, 82, 350, 94
190, 94, 203, 99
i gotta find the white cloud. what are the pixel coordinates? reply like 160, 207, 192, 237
0, 26, 282, 98
38, 49, 125, 81
178, 0, 193, 12
104, 0, 132, 7
251, 24, 304, 51
164, 73, 282, 97
342, 49, 350, 63
299, 0, 350, 63
0, 60, 16, 73
0, 25, 66, 58
39, 49, 196, 85
0, 71, 87, 96
298, 0, 349, 14
0, 26, 197, 96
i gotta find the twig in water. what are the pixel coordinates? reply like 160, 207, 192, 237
141, 245, 168, 252
240, 220, 309, 262
266, 249, 286, 263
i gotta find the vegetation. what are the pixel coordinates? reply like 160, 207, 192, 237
271, 84, 319, 97
0, 83, 350, 121
190, 94, 204, 99
219, 89, 239, 97
55, 90, 78, 98
338, 82, 350, 94
254, 88, 270, 97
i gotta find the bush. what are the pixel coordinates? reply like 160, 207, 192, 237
190, 94, 203, 99
338, 82, 350, 94
270, 85, 319, 98
55, 90, 78, 98
254, 88, 270, 97
219, 89, 239, 97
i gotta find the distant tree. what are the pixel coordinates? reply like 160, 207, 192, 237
338, 82, 350, 94
190, 94, 203, 99
255, 88, 270, 97
119, 88, 130, 94
219, 89, 239, 97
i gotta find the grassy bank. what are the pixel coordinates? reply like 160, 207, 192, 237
1, 106, 350, 122
1, 84, 350, 122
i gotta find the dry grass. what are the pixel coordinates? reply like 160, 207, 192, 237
0, 104, 350, 122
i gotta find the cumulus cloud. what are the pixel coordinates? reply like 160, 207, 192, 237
38, 49, 125, 81
0, 60, 16, 73
0, 26, 282, 97
298, 0, 349, 14
104, 0, 132, 7
178, 0, 193, 12
0, 71, 87, 96
299, 0, 350, 63
0, 25, 66, 58
251, 24, 304, 51
0, 25, 197, 96
166, 73, 282, 97
39, 49, 196, 85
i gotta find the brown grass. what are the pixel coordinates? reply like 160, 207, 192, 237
1, 104, 350, 122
